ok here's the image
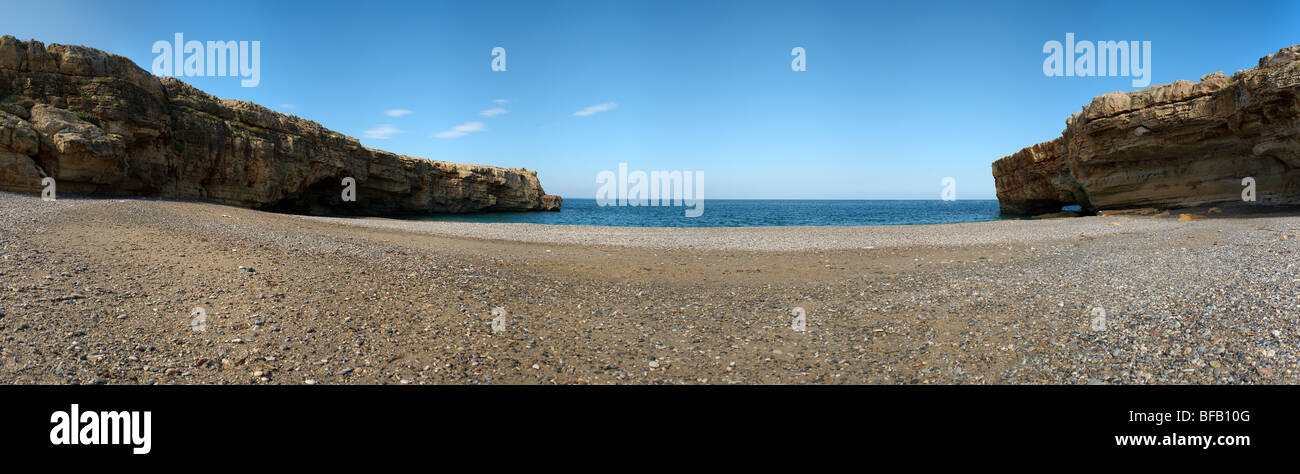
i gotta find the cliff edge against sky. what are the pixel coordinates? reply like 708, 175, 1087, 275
994, 44, 1300, 215
0, 35, 560, 215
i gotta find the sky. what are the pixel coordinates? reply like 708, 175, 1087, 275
2, 0, 1297, 199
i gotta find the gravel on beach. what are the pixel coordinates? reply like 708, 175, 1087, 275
1, 191, 1298, 385
302, 212, 1190, 251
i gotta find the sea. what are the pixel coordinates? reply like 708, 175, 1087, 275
416, 199, 1012, 227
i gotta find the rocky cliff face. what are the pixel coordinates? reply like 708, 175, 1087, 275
993, 45, 1300, 215
0, 36, 560, 215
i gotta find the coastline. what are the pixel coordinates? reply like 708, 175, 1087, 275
301, 205, 1294, 251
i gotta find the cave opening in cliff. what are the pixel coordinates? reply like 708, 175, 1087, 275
259, 175, 362, 216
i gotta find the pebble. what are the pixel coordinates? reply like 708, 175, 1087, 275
4, 192, 1299, 387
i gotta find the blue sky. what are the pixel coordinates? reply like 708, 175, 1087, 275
2, 0, 1297, 199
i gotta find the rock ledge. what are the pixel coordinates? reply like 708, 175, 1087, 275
993, 45, 1300, 215
0, 35, 560, 215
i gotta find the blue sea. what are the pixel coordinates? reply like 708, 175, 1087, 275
417, 199, 1008, 227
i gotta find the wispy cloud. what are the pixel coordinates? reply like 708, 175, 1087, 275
363, 124, 405, 139
385, 109, 413, 118
433, 121, 486, 139
573, 102, 617, 117
479, 107, 508, 117
493, 99, 508, 104
278, 103, 297, 110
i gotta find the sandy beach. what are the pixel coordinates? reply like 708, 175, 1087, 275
1, 190, 1297, 384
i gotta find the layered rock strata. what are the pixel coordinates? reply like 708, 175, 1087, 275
994, 45, 1300, 215
0, 35, 560, 215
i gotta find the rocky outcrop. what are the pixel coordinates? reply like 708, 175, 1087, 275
993, 45, 1300, 215
0, 36, 560, 215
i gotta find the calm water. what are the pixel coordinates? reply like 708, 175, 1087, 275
416, 199, 1006, 227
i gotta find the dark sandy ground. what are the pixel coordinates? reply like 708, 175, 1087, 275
2, 191, 1298, 384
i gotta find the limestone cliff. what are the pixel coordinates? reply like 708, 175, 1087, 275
0, 36, 560, 215
993, 45, 1300, 215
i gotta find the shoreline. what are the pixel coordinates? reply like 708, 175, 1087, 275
303, 205, 1292, 251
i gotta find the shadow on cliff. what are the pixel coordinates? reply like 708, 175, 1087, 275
257, 175, 372, 217
1010, 203, 1300, 221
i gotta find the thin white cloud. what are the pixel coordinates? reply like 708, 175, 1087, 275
278, 103, 296, 110
573, 102, 617, 117
433, 121, 486, 139
363, 124, 405, 139
479, 107, 508, 117
493, 99, 508, 104
385, 109, 413, 118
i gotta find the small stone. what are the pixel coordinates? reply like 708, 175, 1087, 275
304, 379, 317, 385
337, 367, 354, 376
